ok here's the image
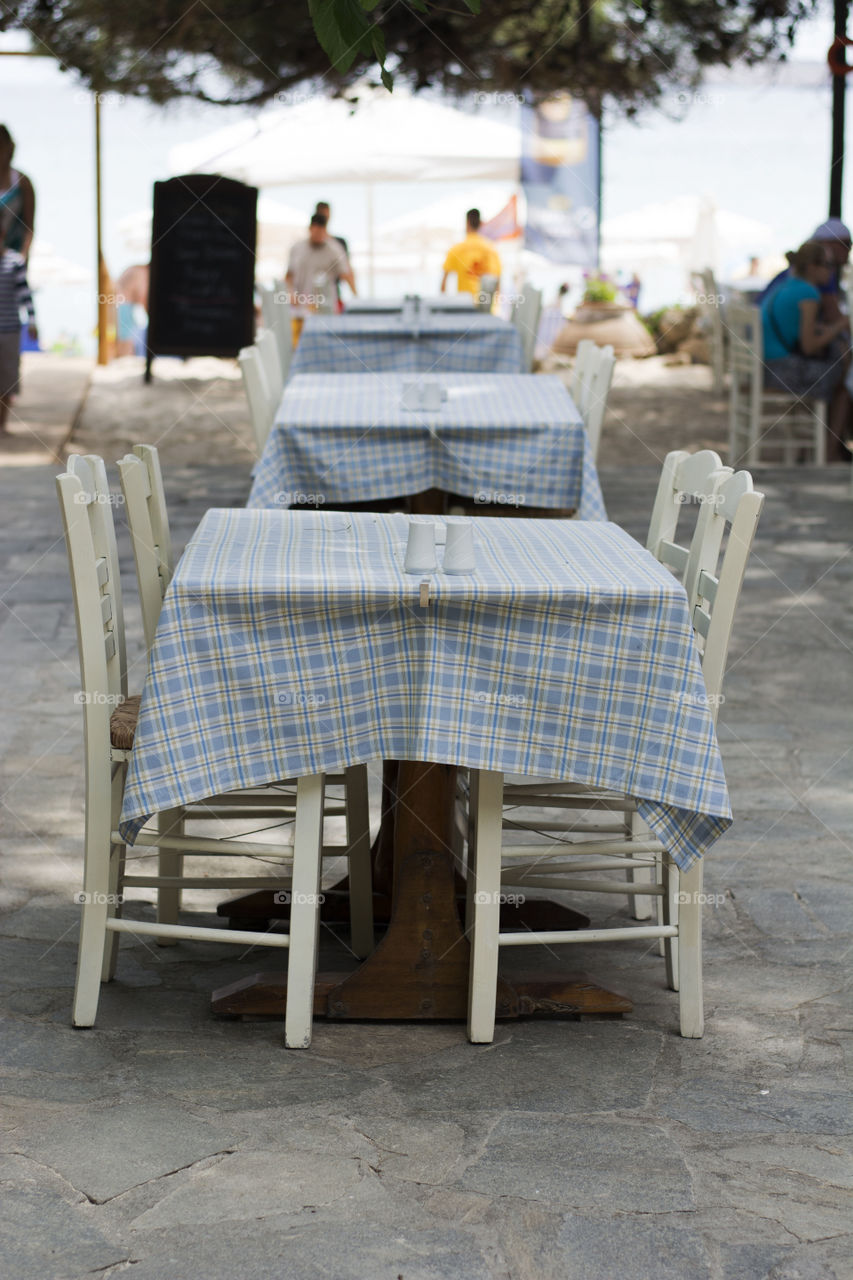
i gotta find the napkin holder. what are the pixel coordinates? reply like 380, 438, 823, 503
400, 380, 444, 412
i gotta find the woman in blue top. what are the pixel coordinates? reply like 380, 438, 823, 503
762, 240, 850, 461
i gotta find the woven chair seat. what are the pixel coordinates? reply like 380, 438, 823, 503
110, 695, 141, 750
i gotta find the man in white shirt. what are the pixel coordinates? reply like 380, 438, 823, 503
285, 213, 356, 345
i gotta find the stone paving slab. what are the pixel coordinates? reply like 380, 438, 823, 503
0, 434, 851, 1278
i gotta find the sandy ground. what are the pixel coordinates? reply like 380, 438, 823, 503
67, 352, 729, 475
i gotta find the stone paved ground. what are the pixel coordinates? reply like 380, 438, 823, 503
0, 357, 851, 1279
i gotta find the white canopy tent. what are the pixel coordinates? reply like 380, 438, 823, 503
601, 195, 774, 283
168, 91, 521, 290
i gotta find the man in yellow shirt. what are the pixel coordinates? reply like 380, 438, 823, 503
441, 209, 501, 300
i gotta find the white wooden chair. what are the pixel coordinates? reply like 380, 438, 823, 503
571, 339, 596, 405
238, 345, 276, 454
728, 302, 826, 466
259, 281, 293, 381
111, 445, 374, 957
457, 449, 733, 929
511, 287, 543, 372
580, 343, 616, 460
692, 268, 725, 395
465, 468, 764, 1043
256, 328, 284, 404
57, 460, 330, 1047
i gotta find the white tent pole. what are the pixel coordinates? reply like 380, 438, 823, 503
367, 180, 376, 294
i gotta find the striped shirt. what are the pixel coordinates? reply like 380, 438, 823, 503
0, 250, 36, 332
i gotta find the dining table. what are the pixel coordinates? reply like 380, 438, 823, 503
289, 310, 523, 375
119, 509, 731, 1024
247, 373, 606, 520
346, 295, 475, 313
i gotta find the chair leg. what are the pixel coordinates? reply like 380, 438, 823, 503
467, 769, 504, 1045
662, 856, 679, 991
285, 773, 326, 1049
677, 859, 704, 1038
101, 766, 125, 982
464, 769, 480, 937
344, 764, 374, 959
72, 786, 112, 1028
627, 811, 654, 920
156, 807, 184, 945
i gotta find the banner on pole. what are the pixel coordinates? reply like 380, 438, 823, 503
521, 94, 599, 267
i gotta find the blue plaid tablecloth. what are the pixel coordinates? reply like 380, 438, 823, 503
120, 511, 731, 869
248, 374, 606, 518
291, 312, 523, 374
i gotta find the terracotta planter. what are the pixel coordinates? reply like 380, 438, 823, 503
551, 303, 656, 359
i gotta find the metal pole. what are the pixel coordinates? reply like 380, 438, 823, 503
367, 180, 375, 295
95, 93, 110, 364
829, 0, 849, 217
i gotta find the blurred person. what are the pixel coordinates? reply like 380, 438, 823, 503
114, 263, 149, 357
759, 219, 851, 324
285, 212, 356, 346
441, 209, 502, 299
314, 200, 354, 309
0, 213, 37, 435
0, 125, 35, 260
761, 239, 850, 461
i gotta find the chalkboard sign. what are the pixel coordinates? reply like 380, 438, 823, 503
146, 174, 257, 378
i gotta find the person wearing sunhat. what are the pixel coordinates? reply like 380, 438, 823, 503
759, 218, 851, 323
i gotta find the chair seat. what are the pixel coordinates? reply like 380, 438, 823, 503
110, 695, 141, 749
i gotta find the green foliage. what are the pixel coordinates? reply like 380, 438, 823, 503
0, 1, 817, 113
582, 274, 619, 304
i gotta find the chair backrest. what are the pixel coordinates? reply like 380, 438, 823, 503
647, 449, 733, 602
690, 470, 765, 719
571, 339, 596, 405
259, 285, 278, 333
692, 267, 725, 394
56, 466, 127, 759
512, 287, 543, 371
64, 454, 127, 699
270, 281, 293, 379
238, 346, 275, 453
256, 329, 284, 403
727, 302, 762, 379
582, 343, 616, 460
117, 444, 174, 652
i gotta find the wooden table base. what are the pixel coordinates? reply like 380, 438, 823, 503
212, 762, 631, 1024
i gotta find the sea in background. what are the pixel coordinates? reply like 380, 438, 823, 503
1, 6, 849, 349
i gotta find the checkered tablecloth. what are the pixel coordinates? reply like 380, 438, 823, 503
347, 297, 475, 314
290, 312, 523, 374
120, 511, 731, 869
248, 374, 606, 518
